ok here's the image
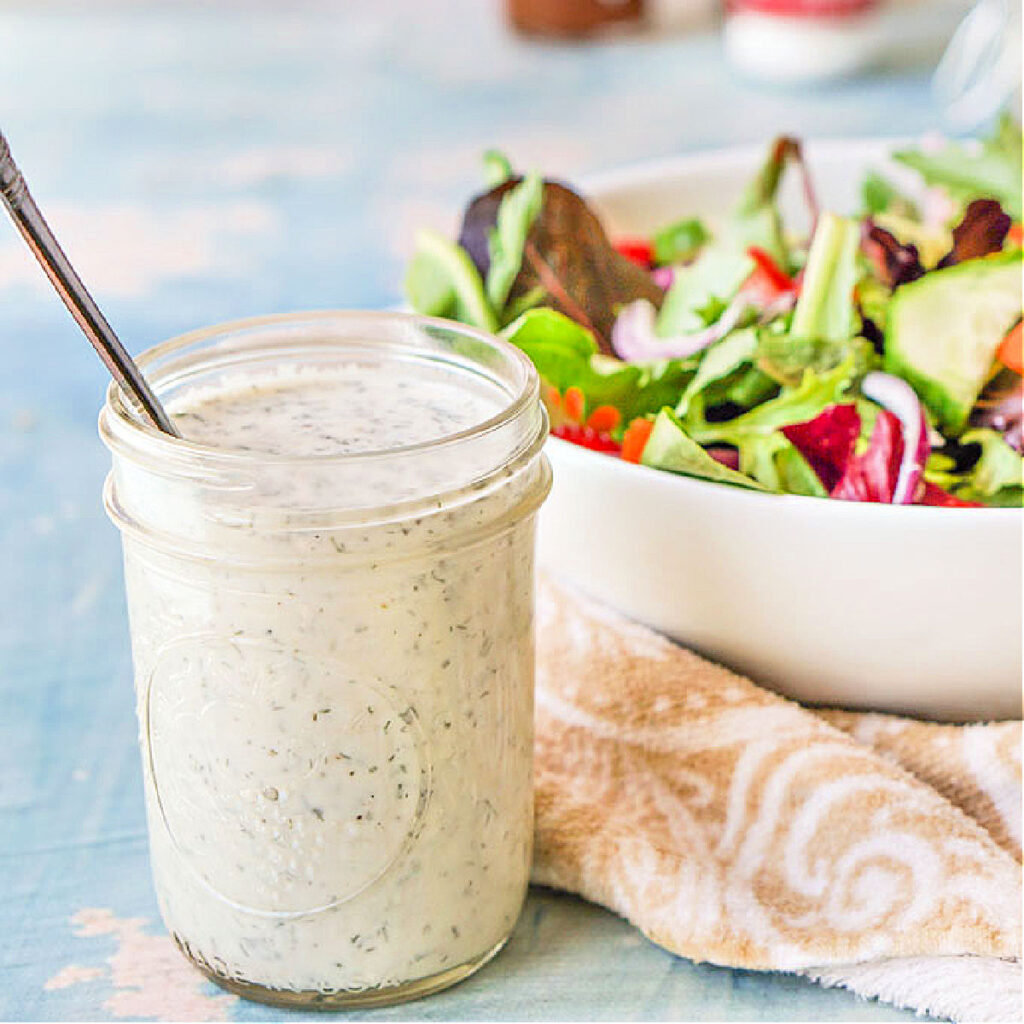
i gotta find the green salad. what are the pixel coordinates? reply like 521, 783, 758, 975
406, 121, 1023, 507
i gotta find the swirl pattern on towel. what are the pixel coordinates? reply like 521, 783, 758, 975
532, 577, 1022, 971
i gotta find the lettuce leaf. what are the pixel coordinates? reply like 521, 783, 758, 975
972, 489, 1024, 508
676, 328, 758, 416
831, 409, 903, 503
774, 440, 830, 497
872, 211, 953, 269
861, 171, 920, 220
790, 212, 861, 343
459, 178, 665, 353
722, 365, 778, 409
894, 114, 1023, 221
501, 308, 698, 424
656, 248, 753, 336
502, 306, 596, 359
958, 429, 1023, 505
645, 409, 826, 496
405, 247, 455, 318
780, 402, 906, 502
861, 221, 925, 288
652, 217, 710, 265
482, 149, 513, 187
936, 199, 1012, 268
756, 331, 877, 388
405, 229, 498, 332
678, 356, 859, 496
732, 430, 827, 495
689, 354, 858, 447
729, 136, 807, 268
655, 136, 814, 337
486, 172, 544, 311
641, 409, 766, 490
924, 429, 1023, 506
780, 403, 861, 492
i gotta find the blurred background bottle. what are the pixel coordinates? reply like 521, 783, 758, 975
507, 0, 645, 36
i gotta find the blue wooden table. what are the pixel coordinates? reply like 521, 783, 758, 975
0, 2, 968, 1019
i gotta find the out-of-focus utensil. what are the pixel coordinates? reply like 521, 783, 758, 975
0, 130, 178, 436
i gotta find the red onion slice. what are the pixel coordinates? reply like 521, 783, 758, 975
758, 290, 798, 322
651, 266, 675, 290
611, 296, 748, 363
706, 445, 741, 470
860, 370, 930, 504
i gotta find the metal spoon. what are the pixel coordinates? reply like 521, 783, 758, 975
0, 130, 179, 436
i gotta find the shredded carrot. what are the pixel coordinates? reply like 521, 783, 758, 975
621, 417, 654, 463
997, 321, 1023, 375
544, 384, 562, 411
1008, 223, 1023, 248
563, 386, 586, 423
585, 405, 621, 433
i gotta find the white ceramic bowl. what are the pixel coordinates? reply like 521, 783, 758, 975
537, 140, 1022, 722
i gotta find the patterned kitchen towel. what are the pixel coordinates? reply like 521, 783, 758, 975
532, 575, 1023, 1023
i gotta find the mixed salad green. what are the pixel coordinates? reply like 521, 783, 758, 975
406, 119, 1024, 507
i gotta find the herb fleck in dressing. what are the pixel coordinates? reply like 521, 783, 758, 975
172, 368, 500, 457
116, 354, 547, 1001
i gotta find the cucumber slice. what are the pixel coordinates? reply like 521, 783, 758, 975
884, 254, 1022, 434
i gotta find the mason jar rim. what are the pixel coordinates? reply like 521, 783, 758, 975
99, 310, 541, 473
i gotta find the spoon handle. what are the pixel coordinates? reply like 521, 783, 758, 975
0, 131, 178, 436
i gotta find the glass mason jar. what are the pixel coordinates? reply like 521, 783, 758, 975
99, 312, 551, 1008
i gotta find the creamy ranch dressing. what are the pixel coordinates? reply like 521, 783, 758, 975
116, 355, 544, 1000
172, 366, 502, 456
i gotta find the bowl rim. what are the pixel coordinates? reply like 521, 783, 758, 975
577, 135, 909, 198
546, 434, 1020, 518
556, 138, 1021, 517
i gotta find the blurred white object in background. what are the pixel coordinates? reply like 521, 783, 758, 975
933, 0, 1023, 128
723, 0, 884, 83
